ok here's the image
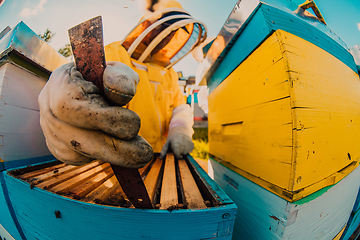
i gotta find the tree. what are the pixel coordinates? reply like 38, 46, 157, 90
38, 28, 55, 43
58, 44, 72, 58
38, 28, 72, 58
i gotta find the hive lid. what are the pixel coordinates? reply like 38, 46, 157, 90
0, 22, 68, 75
198, 0, 354, 89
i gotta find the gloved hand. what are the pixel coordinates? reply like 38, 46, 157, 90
160, 126, 194, 160
38, 62, 153, 168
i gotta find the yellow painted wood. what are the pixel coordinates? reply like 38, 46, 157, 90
209, 32, 293, 190
278, 30, 360, 191
209, 29, 360, 201
332, 225, 346, 240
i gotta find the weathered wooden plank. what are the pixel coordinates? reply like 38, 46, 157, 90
160, 154, 178, 209
18, 163, 67, 179
5, 169, 237, 240
36, 161, 102, 189
111, 165, 153, 208
0, 63, 52, 166
144, 158, 163, 201
31, 165, 77, 183
139, 158, 155, 178
178, 159, 206, 209
102, 185, 130, 207
49, 163, 111, 193
83, 175, 120, 203
208, 32, 293, 190
68, 167, 114, 198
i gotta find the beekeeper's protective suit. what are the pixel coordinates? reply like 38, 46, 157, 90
38, 1, 207, 167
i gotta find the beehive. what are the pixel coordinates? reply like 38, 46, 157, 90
0, 21, 237, 240
208, 158, 360, 240
208, 29, 360, 201
11, 154, 220, 210
6, 154, 237, 239
201, 1, 360, 239
341, 188, 360, 240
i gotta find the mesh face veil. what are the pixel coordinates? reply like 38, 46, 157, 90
121, 5, 207, 68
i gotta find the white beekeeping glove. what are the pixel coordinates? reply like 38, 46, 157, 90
160, 104, 194, 159
38, 62, 153, 168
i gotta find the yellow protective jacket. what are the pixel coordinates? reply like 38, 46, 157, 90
105, 42, 186, 152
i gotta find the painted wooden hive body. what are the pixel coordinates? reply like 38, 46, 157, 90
0, 22, 68, 171
209, 29, 360, 201
199, 0, 360, 239
0, 22, 237, 240
209, 158, 360, 240
4, 155, 236, 240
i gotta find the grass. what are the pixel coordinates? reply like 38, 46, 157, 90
191, 128, 209, 160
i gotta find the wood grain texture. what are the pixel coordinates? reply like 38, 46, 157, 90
68, 167, 114, 198
18, 163, 67, 179
36, 161, 102, 189
206, 3, 356, 93
209, 158, 360, 240
4, 169, 237, 239
178, 160, 206, 209
29, 165, 77, 184
49, 163, 110, 193
83, 175, 120, 203
11, 155, 231, 210
209, 29, 360, 201
0, 63, 51, 166
278, 30, 360, 191
144, 158, 163, 201
160, 154, 178, 209
209, 31, 292, 190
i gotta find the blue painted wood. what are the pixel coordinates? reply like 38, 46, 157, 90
341, 208, 360, 240
351, 187, 360, 214
207, 1, 357, 93
0, 172, 24, 240
0, 21, 68, 73
340, 187, 360, 240
4, 163, 237, 240
207, 7, 270, 93
208, 158, 359, 240
1, 155, 55, 171
0, 223, 16, 240
187, 155, 234, 205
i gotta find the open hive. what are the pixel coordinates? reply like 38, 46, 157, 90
10, 154, 221, 210
5, 153, 237, 239
0, 21, 236, 240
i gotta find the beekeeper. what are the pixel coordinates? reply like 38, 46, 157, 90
38, 0, 207, 168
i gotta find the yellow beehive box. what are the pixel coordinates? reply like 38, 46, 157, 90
208, 29, 360, 202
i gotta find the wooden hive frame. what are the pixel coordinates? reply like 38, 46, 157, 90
9, 153, 216, 210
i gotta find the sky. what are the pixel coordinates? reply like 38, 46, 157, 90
0, 0, 360, 77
